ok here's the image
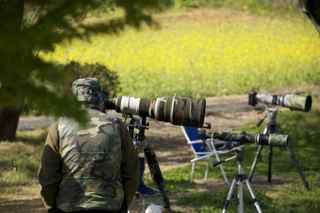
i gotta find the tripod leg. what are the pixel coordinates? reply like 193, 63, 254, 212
267, 145, 273, 183
211, 141, 229, 185
249, 145, 263, 182
144, 147, 172, 212
238, 179, 244, 213
245, 180, 263, 213
204, 160, 209, 181
287, 145, 310, 190
222, 178, 237, 213
191, 162, 195, 182
220, 164, 230, 186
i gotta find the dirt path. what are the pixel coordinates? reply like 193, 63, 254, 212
0, 199, 44, 213
18, 116, 55, 131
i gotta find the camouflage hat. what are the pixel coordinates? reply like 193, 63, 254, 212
72, 78, 103, 105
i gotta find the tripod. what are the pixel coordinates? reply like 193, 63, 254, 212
128, 115, 172, 213
222, 147, 263, 213
248, 107, 310, 190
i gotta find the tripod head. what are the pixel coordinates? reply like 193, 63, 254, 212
127, 115, 149, 149
256, 107, 278, 133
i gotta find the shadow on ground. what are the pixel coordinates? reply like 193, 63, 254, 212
0, 199, 45, 213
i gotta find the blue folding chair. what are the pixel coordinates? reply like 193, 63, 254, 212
181, 126, 229, 184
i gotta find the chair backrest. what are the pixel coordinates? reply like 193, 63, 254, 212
181, 126, 211, 157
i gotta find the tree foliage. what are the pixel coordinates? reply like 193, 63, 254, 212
63, 61, 121, 98
0, 0, 170, 123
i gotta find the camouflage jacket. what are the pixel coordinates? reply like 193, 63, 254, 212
38, 108, 139, 212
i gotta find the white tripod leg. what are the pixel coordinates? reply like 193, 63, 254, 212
245, 180, 262, 213
222, 178, 237, 213
210, 139, 229, 185
237, 179, 244, 213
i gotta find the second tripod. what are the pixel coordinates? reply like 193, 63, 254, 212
221, 147, 262, 213
248, 107, 310, 190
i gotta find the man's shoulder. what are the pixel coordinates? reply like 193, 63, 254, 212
87, 109, 129, 136
57, 109, 126, 135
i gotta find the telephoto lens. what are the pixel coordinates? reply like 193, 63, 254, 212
248, 91, 312, 112
109, 96, 206, 128
210, 131, 288, 147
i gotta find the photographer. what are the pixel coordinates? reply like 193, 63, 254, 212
38, 78, 139, 213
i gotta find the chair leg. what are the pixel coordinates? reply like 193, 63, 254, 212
191, 162, 195, 182
220, 164, 229, 186
204, 160, 209, 181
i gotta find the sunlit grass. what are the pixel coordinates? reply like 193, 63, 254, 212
0, 129, 46, 193
42, 9, 320, 97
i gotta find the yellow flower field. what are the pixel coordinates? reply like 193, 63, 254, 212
43, 9, 320, 97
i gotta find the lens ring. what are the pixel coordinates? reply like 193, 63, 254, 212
305, 95, 312, 112
170, 96, 176, 124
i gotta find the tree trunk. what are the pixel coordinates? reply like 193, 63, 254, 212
0, 0, 24, 141
0, 107, 22, 141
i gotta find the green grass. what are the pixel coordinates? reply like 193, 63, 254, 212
159, 0, 299, 14
164, 163, 320, 213
157, 102, 320, 212
174, 0, 298, 14
42, 8, 320, 98
0, 129, 46, 194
